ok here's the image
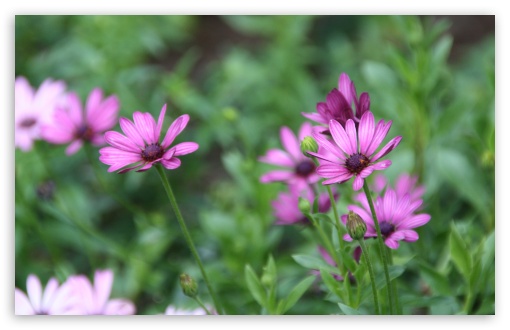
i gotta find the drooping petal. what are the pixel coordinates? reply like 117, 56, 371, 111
161, 114, 190, 149
385, 238, 400, 249
161, 158, 182, 170
352, 175, 364, 191
401, 230, 419, 242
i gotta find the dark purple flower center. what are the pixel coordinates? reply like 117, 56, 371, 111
142, 143, 164, 162
19, 117, 37, 128
345, 153, 370, 174
379, 222, 395, 237
75, 124, 94, 141
295, 160, 316, 177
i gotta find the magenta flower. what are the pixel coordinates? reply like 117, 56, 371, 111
15, 274, 81, 315
65, 269, 135, 315
308, 111, 402, 191
15, 76, 67, 152
341, 185, 431, 249
271, 185, 337, 225
41, 88, 120, 155
99, 104, 199, 173
302, 73, 370, 129
259, 122, 320, 190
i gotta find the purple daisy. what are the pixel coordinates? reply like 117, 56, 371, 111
302, 72, 370, 129
308, 111, 402, 191
373, 173, 425, 202
15, 274, 81, 315
341, 185, 431, 249
99, 104, 199, 173
65, 269, 135, 315
259, 122, 320, 190
41, 88, 120, 155
271, 185, 337, 225
15, 76, 67, 152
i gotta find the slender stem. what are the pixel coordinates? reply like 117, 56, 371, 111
362, 181, 394, 314
387, 249, 401, 314
193, 296, 212, 315
358, 239, 380, 315
155, 165, 223, 315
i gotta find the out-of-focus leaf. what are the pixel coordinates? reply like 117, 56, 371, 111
292, 254, 341, 276
418, 261, 451, 296
280, 276, 315, 314
244, 264, 267, 308
338, 303, 361, 315
449, 223, 473, 281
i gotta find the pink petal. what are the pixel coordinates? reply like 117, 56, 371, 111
359, 166, 374, 179
344, 119, 358, 154
301, 112, 328, 124
397, 214, 431, 230
352, 175, 364, 191
366, 120, 392, 156
27, 274, 42, 312
317, 164, 348, 178
385, 238, 400, 249
311, 131, 347, 161
322, 173, 353, 185
133, 111, 156, 145
162, 148, 176, 160
371, 160, 392, 170
85, 88, 103, 120
401, 229, 419, 242
88, 95, 120, 133
259, 149, 295, 167
136, 162, 155, 172
161, 114, 190, 149
40, 278, 59, 312
280, 126, 301, 161
358, 111, 375, 155
371, 136, 402, 162
343, 233, 353, 242
66, 92, 84, 128
306, 150, 339, 164
15, 289, 35, 315
382, 189, 397, 223
119, 118, 145, 148
93, 270, 113, 312
155, 104, 167, 143
260, 170, 294, 183
103, 299, 136, 315
65, 140, 83, 155
161, 158, 182, 170
338, 73, 354, 106
298, 122, 313, 141
104, 131, 141, 153
318, 246, 336, 266
170, 142, 199, 156
329, 119, 355, 155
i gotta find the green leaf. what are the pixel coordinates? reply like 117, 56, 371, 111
292, 254, 342, 276
338, 303, 361, 315
418, 261, 451, 296
449, 223, 472, 281
319, 268, 344, 299
361, 265, 405, 302
280, 276, 316, 314
244, 264, 267, 308
261, 254, 277, 287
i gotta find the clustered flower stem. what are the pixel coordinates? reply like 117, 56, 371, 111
358, 238, 380, 315
362, 181, 394, 314
155, 165, 223, 315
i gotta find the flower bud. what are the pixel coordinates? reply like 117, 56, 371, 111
180, 273, 198, 298
298, 197, 311, 214
300, 136, 319, 157
346, 210, 367, 241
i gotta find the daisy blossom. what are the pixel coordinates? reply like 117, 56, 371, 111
99, 104, 198, 173
308, 111, 402, 191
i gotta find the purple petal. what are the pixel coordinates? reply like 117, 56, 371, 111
385, 238, 400, 249
352, 175, 364, 191
329, 119, 355, 155
397, 214, 431, 230
88, 95, 120, 133
401, 229, 419, 242
382, 189, 397, 223
344, 119, 358, 154
260, 170, 294, 183
27, 275, 42, 313
372, 160, 392, 170
280, 126, 301, 161
65, 92, 84, 128
366, 120, 392, 156
15, 289, 35, 315
93, 270, 113, 312
358, 111, 375, 155
136, 162, 154, 172
359, 166, 374, 179
298, 122, 314, 141
322, 173, 353, 185
306, 150, 338, 164
357, 92, 370, 119
317, 164, 349, 178
311, 131, 347, 161
338, 73, 354, 106
65, 140, 83, 155
318, 246, 336, 267
161, 114, 190, 149
259, 149, 295, 167
155, 104, 167, 143
161, 158, 181, 170
169, 142, 199, 156
119, 118, 145, 148
104, 131, 141, 153
371, 136, 402, 162
301, 112, 327, 124
133, 111, 157, 145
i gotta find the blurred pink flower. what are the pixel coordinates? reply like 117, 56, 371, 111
372, 173, 425, 202
302, 73, 370, 129
66, 269, 135, 315
164, 305, 212, 315
41, 88, 120, 155
342, 182, 431, 249
15, 76, 67, 152
15, 274, 80, 315
308, 111, 402, 191
271, 185, 337, 225
99, 104, 198, 173
311, 246, 361, 282
259, 122, 320, 190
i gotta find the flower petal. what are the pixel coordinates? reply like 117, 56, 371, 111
259, 149, 295, 167
358, 111, 375, 155
317, 164, 349, 178
301, 112, 328, 124
155, 104, 167, 143
260, 170, 294, 183
119, 117, 145, 148
93, 270, 113, 312
161, 158, 182, 170
329, 119, 355, 155
312, 130, 347, 161
133, 111, 157, 145
280, 126, 301, 161
161, 114, 190, 149
344, 119, 358, 154
27, 275, 42, 313
371, 136, 402, 162
104, 131, 141, 153
352, 175, 364, 191
170, 142, 199, 156
65, 140, 83, 155
15, 289, 35, 315
366, 120, 392, 156
103, 299, 136, 315
397, 214, 431, 230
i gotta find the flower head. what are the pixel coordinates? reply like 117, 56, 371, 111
308, 111, 402, 191
341, 181, 431, 249
99, 104, 199, 173
302, 73, 370, 129
15, 274, 80, 315
259, 122, 320, 190
41, 88, 120, 155
65, 269, 135, 315
271, 185, 337, 226
15, 76, 67, 152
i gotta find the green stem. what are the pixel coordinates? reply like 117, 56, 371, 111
155, 165, 223, 315
193, 296, 212, 315
358, 239, 380, 315
387, 249, 401, 314
362, 181, 394, 314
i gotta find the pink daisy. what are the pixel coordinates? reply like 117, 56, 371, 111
99, 104, 199, 173
341, 185, 431, 249
15, 76, 67, 152
308, 111, 402, 191
65, 269, 135, 315
271, 185, 337, 225
302, 72, 370, 129
259, 122, 320, 190
15, 274, 81, 315
41, 88, 120, 155
372, 173, 425, 202
164, 305, 213, 315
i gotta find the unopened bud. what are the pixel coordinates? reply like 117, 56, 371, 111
298, 197, 311, 214
300, 136, 319, 157
346, 211, 367, 241
180, 273, 198, 297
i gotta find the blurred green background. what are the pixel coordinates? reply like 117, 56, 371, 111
15, 15, 495, 315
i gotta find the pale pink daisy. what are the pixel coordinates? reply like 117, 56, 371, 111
99, 104, 198, 173
271, 185, 338, 225
259, 122, 320, 190
41, 88, 120, 155
15, 274, 81, 315
65, 269, 135, 315
15, 76, 67, 152
341, 185, 431, 249
308, 111, 402, 191
302, 73, 370, 129
164, 305, 212, 315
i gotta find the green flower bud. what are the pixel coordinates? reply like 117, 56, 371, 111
346, 210, 367, 241
298, 197, 311, 214
180, 273, 198, 298
300, 136, 319, 158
